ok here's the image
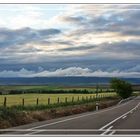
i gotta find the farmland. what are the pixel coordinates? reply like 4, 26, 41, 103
0, 92, 116, 107
0, 85, 116, 107
0, 85, 105, 91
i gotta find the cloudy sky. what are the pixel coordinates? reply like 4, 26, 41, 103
0, 4, 140, 78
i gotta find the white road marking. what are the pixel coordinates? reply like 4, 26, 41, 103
122, 116, 127, 119
1, 129, 140, 132
108, 130, 116, 135
0, 134, 120, 137
2, 134, 140, 137
25, 98, 134, 133
99, 102, 140, 131
2, 129, 140, 136
100, 126, 113, 135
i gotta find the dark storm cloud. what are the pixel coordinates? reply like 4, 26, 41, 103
0, 27, 61, 48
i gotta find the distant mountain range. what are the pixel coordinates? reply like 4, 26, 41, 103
0, 77, 140, 85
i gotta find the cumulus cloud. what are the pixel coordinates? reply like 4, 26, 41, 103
0, 68, 35, 77
0, 67, 139, 78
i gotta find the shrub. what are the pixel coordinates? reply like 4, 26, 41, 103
110, 78, 132, 99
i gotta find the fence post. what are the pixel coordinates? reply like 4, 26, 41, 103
36, 98, 39, 105
65, 97, 67, 103
82, 96, 84, 101
77, 96, 79, 102
57, 97, 59, 104
22, 98, 24, 106
48, 98, 50, 105
4, 97, 7, 107
90, 95, 91, 100
72, 97, 74, 103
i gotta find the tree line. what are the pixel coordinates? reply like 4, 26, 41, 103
0, 88, 114, 95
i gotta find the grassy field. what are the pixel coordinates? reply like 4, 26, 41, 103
0, 85, 116, 107
0, 92, 116, 107
0, 85, 109, 92
0, 85, 60, 91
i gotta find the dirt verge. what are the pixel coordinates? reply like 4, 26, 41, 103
0, 98, 120, 129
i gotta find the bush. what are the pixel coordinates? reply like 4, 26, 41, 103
110, 78, 133, 99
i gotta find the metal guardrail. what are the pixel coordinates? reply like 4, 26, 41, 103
118, 96, 136, 104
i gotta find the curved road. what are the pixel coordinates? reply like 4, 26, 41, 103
1, 96, 140, 136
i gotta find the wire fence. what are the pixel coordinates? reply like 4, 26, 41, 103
0, 93, 116, 107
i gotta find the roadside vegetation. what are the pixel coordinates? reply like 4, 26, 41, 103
110, 78, 133, 99
0, 96, 120, 129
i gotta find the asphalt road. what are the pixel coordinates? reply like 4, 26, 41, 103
1, 96, 140, 136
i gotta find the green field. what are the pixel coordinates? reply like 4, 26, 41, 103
0, 85, 109, 92
0, 85, 116, 107
0, 85, 60, 91
0, 92, 116, 107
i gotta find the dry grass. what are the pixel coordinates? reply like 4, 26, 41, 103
0, 98, 120, 129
